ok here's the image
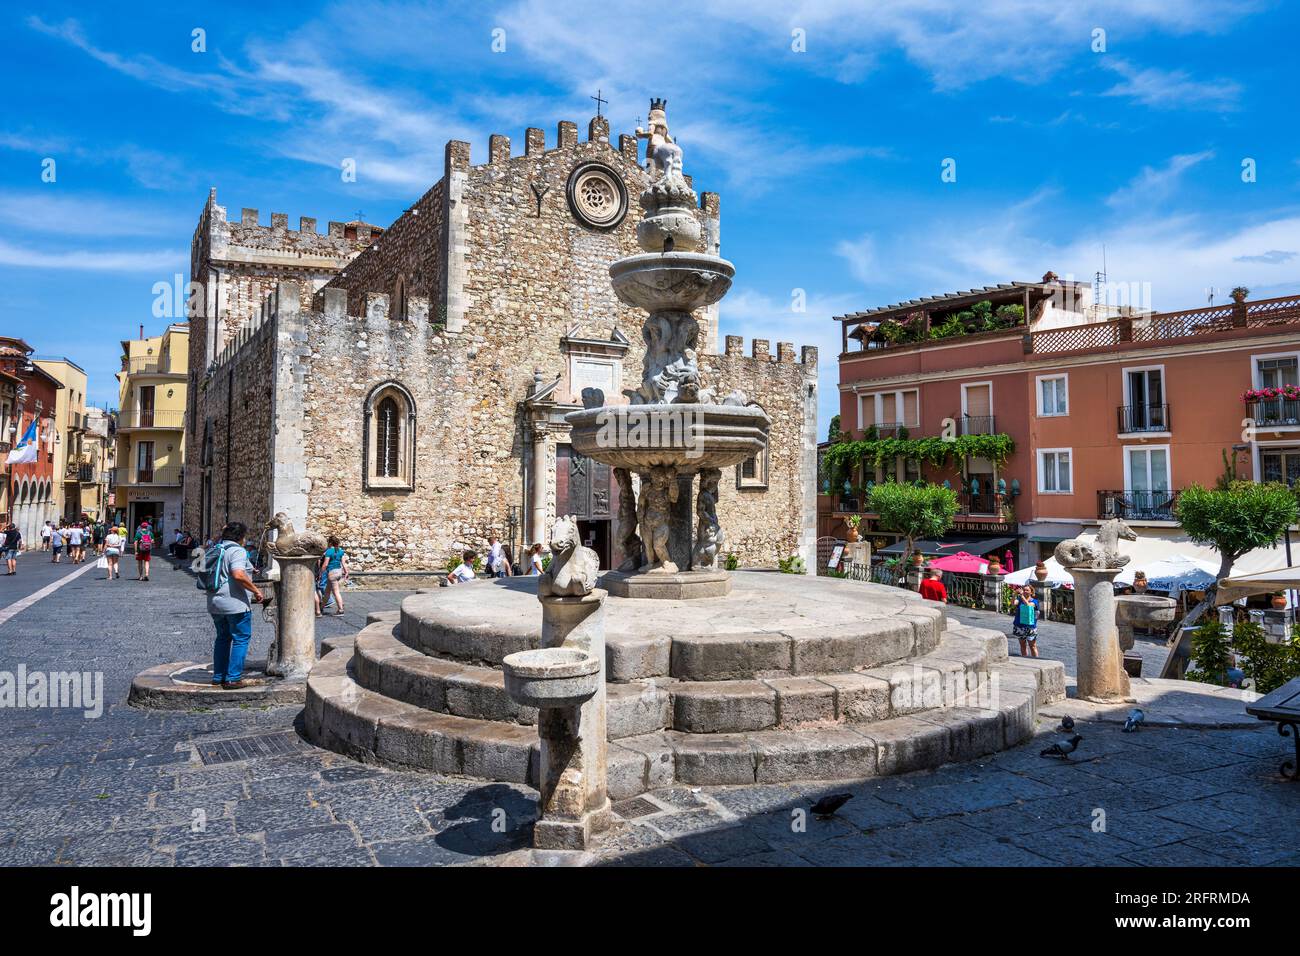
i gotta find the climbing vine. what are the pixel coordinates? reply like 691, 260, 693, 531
823, 433, 1015, 487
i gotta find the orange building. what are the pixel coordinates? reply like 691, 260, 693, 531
825, 279, 1300, 567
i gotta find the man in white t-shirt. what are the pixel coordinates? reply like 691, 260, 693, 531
67, 524, 84, 563
486, 536, 506, 578
41, 522, 52, 551
447, 550, 477, 584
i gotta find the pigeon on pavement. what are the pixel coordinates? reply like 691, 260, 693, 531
1040, 734, 1083, 759
1122, 708, 1145, 733
809, 793, 853, 818
1056, 715, 1075, 733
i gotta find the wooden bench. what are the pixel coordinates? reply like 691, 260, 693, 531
1246, 676, 1300, 780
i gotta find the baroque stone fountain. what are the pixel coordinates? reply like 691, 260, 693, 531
566, 98, 769, 600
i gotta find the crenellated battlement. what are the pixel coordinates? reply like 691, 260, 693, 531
444, 116, 719, 213
204, 187, 382, 247
723, 335, 818, 368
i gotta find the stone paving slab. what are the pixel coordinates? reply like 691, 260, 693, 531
1041, 678, 1260, 729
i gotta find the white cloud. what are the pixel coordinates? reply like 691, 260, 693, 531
1100, 58, 1242, 111
0, 240, 183, 272
1105, 150, 1215, 210
0, 192, 183, 237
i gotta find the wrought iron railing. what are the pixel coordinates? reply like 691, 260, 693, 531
959, 415, 996, 435
1098, 489, 1178, 521
945, 573, 984, 608
1117, 403, 1170, 433
960, 491, 999, 515
1248, 398, 1300, 427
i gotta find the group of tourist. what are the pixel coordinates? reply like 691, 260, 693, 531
918, 566, 1041, 659
445, 536, 546, 585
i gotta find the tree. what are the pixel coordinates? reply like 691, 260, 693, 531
1175, 480, 1299, 580
868, 482, 959, 568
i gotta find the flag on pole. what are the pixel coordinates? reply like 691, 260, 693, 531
6, 419, 39, 465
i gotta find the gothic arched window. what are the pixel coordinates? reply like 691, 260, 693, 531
363, 382, 416, 491
377, 397, 400, 477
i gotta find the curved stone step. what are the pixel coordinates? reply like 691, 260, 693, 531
667, 629, 1006, 733
306, 647, 1062, 798
356, 617, 1020, 736
305, 650, 538, 783
351, 621, 672, 739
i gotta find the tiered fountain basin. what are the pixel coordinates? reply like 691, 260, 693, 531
608, 252, 734, 311
566, 402, 769, 473
304, 573, 1066, 796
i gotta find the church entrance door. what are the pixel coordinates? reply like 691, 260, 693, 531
555, 444, 623, 571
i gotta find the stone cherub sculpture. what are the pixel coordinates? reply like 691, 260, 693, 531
692, 467, 724, 570
1054, 518, 1137, 569
539, 515, 600, 597
639, 464, 679, 574
613, 468, 643, 572
265, 512, 327, 556
636, 98, 683, 181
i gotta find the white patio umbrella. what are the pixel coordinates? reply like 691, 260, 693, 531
1114, 554, 1218, 595
1004, 557, 1072, 587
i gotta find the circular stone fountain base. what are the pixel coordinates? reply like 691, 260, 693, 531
601, 569, 731, 600
129, 660, 306, 709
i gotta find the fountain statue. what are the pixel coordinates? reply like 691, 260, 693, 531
1056, 518, 1138, 702
502, 516, 610, 849
567, 98, 770, 600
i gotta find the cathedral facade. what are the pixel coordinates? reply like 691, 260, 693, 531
183, 113, 817, 575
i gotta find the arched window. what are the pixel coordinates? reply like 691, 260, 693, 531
377, 397, 400, 477
363, 382, 416, 491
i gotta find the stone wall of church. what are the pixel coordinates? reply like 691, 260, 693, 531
195, 314, 278, 538
709, 338, 818, 566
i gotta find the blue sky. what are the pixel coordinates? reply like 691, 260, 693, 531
2, 0, 1297, 428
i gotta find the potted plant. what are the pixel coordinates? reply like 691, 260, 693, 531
986, 555, 1002, 575
845, 514, 861, 543
1133, 571, 1148, 592
1231, 286, 1250, 303
1271, 591, 1287, 609
1034, 560, 1049, 582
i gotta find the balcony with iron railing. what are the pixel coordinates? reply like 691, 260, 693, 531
117, 409, 186, 430
959, 414, 996, 436
1097, 488, 1180, 521
1247, 397, 1300, 428
959, 490, 1000, 515
115, 465, 183, 487
1117, 403, 1171, 434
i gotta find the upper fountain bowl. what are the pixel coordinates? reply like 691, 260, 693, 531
566, 402, 770, 473
609, 253, 734, 313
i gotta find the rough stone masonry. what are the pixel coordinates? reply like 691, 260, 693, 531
184, 112, 817, 574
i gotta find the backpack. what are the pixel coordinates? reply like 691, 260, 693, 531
195, 542, 234, 593
138, 530, 153, 550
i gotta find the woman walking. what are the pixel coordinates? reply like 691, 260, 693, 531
133, 520, 154, 581
315, 536, 349, 616
1011, 585, 1041, 658
103, 526, 123, 580
528, 543, 544, 575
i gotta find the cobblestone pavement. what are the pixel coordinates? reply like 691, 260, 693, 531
1, 558, 1296, 867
